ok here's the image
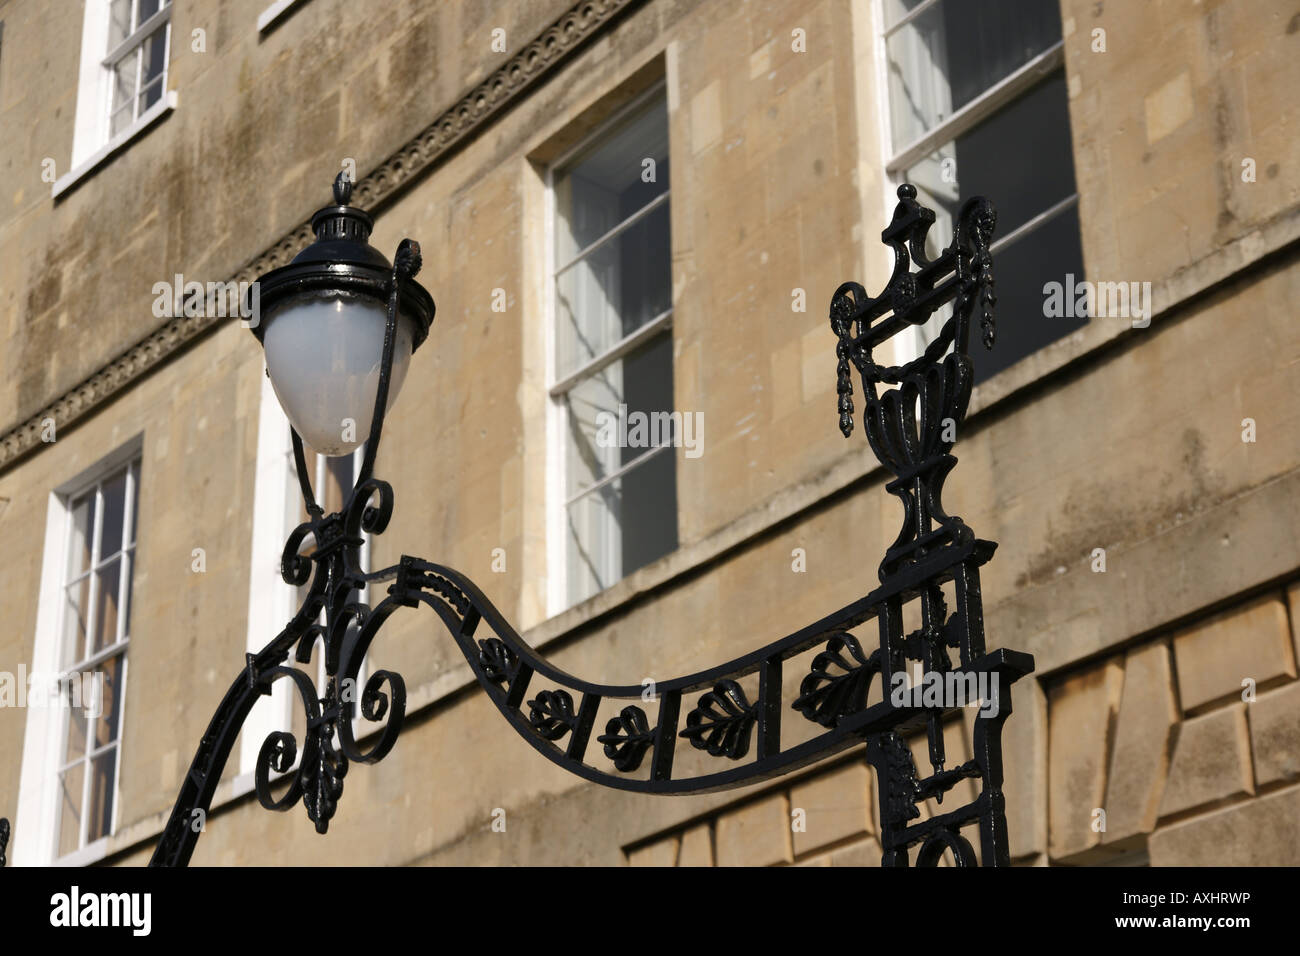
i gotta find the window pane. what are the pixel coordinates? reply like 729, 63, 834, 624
93, 557, 122, 653
555, 202, 672, 379
566, 371, 621, 500
99, 468, 128, 560
139, 27, 167, 112
937, 0, 1061, 116
139, 78, 163, 114
86, 748, 117, 843
565, 451, 677, 606
903, 69, 1077, 250
969, 205, 1086, 383
66, 492, 96, 578
62, 577, 91, 669
886, 2, 951, 149
111, 48, 138, 113
111, 49, 140, 135
93, 654, 126, 750
567, 476, 621, 604
139, 0, 163, 24
619, 444, 677, 578
110, 104, 134, 138
128, 464, 139, 546
945, 70, 1076, 236
564, 332, 673, 498
902, 71, 1082, 378
883, 0, 928, 29
108, 0, 132, 49
555, 97, 669, 261
621, 331, 675, 470
886, 0, 1061, 149
58, 763, 85, 857
63, 680, 89, 764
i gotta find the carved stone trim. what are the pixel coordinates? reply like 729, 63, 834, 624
0, 0, 646, 473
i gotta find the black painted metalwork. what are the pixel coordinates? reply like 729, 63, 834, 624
0, 817, 8, 867
149, 180, 1033, 868
248, 173, 435, 351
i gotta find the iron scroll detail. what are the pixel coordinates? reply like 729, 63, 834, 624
150, 184, 1033, 868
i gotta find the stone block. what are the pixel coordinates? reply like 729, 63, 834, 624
1103, 642, 1178, 844
690, 79, 722, 154
800, 324, 834, 404
1287, 582, 1300, 666
830, 838, 882, 867
1158, 704, 1254, 818
789, 760, 872, 857
715, 792, 792, 866
1172, 596, 1295, 713
628, 835, 678, 867
1002, 676, 1048, 859
1048, 658, 1124, 861
1144, 70, 1194, 144
1150, 784, 1300, 866
1249, 680, 1300, 787
677, 824, 713, 867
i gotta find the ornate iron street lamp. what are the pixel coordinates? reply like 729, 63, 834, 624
131, 176, 1034, 867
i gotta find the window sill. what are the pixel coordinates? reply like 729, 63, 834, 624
54, 836, 112, 868
51, 91, 178, 201
257, 0, 308, 33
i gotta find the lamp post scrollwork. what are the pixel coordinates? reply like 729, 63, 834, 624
137, 178, 1035, 868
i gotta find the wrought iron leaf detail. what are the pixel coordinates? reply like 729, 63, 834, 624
478, 637, 517, 685
680, 680, 756, 760
877, 732, 922, 828
830, 285, 863, 438
301, 725, 348, 834
423, 571, 471, 615
527, 689, 577, 741
597, 705, 656, 772
792, 633, 879, 728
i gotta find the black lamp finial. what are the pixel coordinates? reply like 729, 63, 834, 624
333, 170, 353, 206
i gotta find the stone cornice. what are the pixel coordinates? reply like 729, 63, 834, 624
0, 0, 646, 474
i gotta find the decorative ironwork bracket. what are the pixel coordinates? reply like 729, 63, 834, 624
144, 184, 1033, 868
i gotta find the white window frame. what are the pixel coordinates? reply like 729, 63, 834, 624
544, 81, 673, 616
258, 0, 310, 33
873, 0, 1077, 362
57, 0, 176, 199
14, 437, 142, 867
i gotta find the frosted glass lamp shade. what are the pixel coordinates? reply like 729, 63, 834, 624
249, 174, 433, 457
263, 291, 416, 457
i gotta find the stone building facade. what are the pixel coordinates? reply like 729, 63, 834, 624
0, 0, 1298, 866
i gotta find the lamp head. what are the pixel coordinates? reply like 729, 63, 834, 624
250, 173, 435, 456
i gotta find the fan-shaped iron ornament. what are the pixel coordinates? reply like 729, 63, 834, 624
144, 181, 1033, 868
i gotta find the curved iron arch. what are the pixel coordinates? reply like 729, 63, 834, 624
148, 184, 1034, 868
